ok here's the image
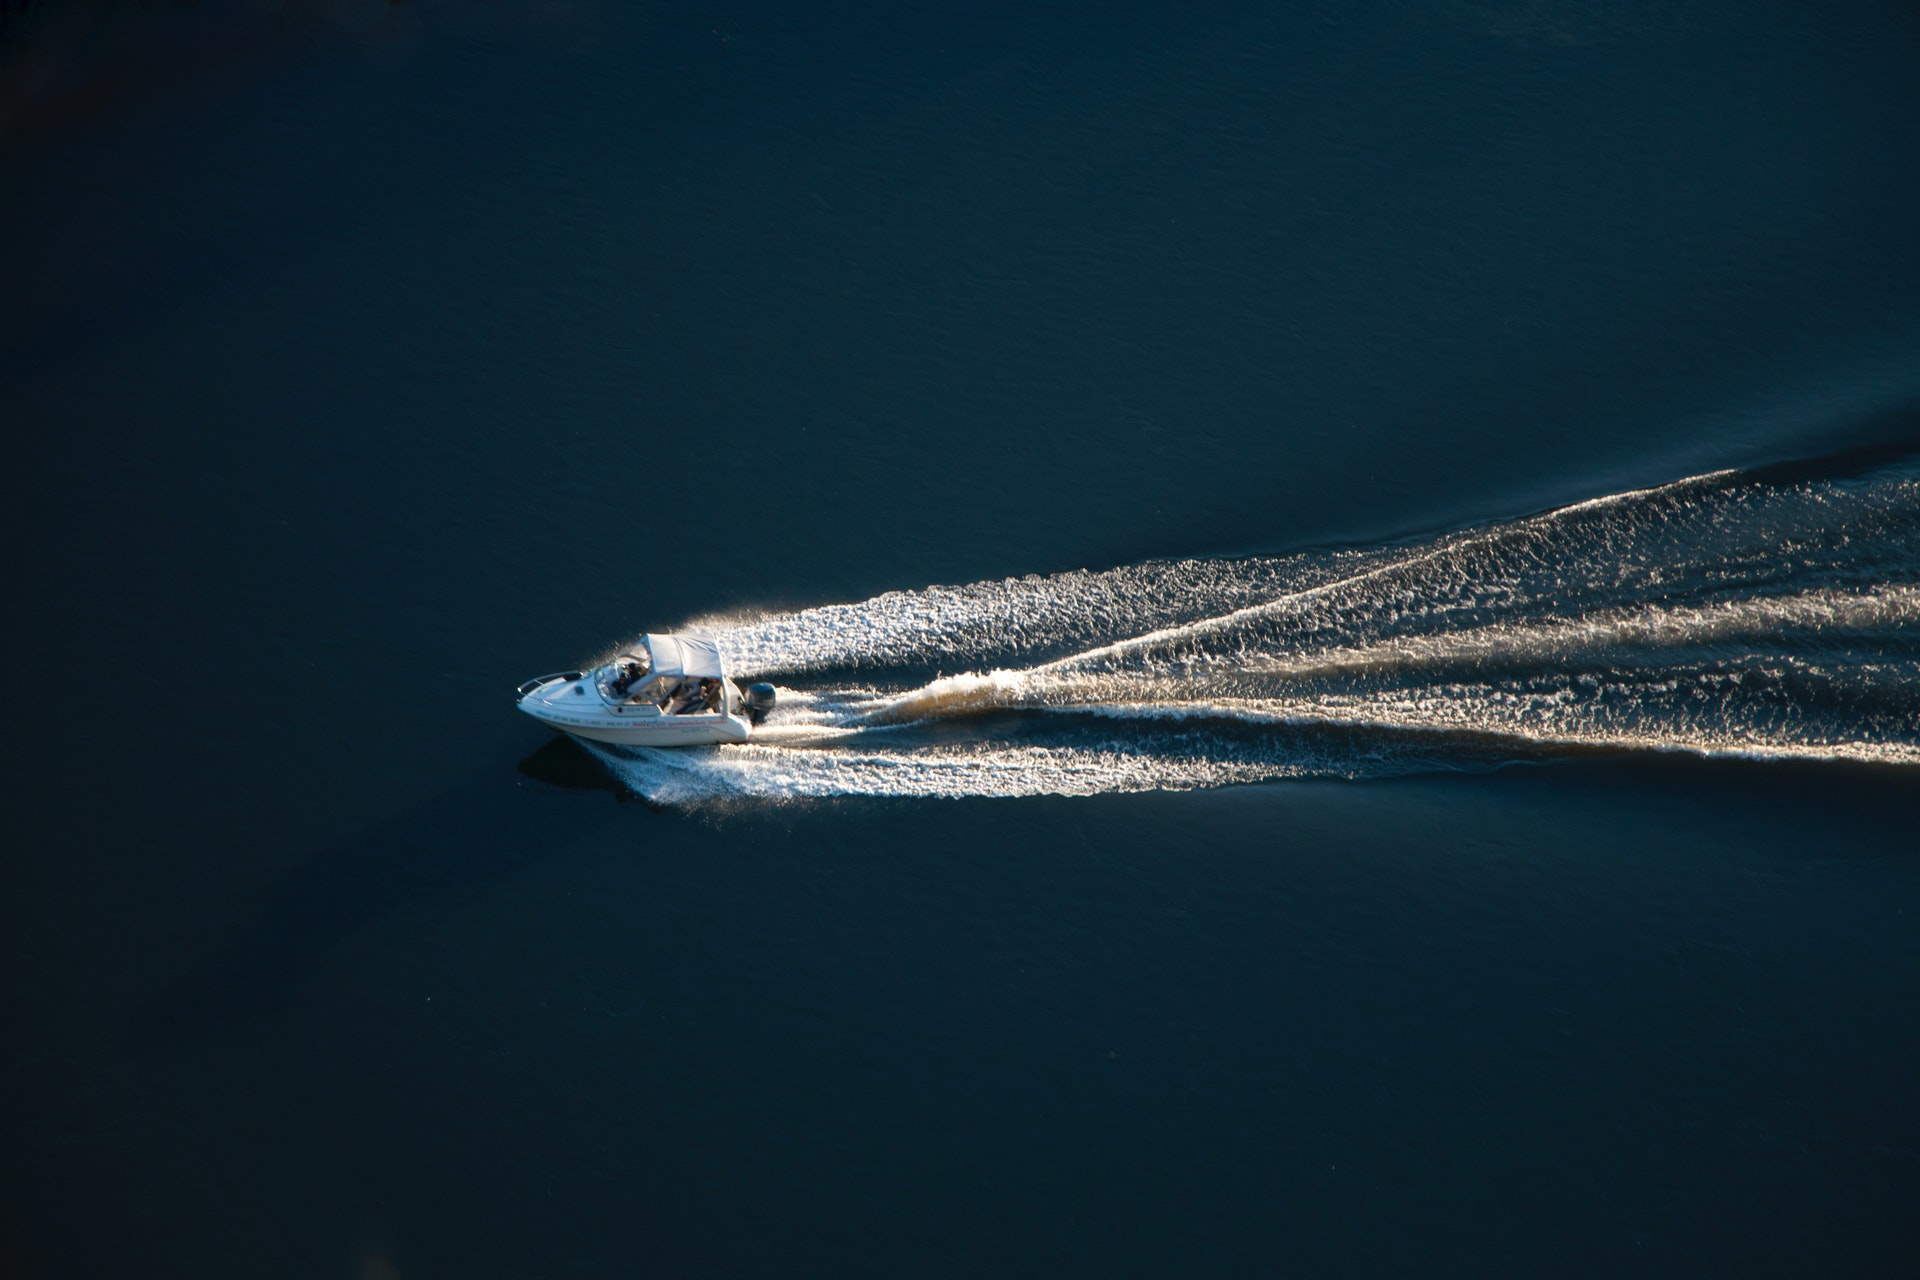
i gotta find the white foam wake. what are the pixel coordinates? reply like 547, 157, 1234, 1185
580, 456, 1920, 804
590, 741, 1298, 804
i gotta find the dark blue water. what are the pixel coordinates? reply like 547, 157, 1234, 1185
4, 2, 1917, 1275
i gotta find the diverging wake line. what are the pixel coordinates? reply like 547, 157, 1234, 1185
586, 454, 1920, 803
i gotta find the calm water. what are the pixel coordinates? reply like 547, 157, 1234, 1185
4, 2, 1918, 1276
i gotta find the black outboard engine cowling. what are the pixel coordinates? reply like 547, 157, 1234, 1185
743, 682, 777, 724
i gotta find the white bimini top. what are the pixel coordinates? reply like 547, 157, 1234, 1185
643, 632, 726, 680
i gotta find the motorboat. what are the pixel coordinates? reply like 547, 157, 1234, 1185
516, 632, 775, 747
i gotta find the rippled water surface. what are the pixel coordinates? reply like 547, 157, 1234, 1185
3, 2, 1917, 1277
588, 457, 1920, 801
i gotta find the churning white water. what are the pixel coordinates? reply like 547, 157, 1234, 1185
588, 456, 1920, 802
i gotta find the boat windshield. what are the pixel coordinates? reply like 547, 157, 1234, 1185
594, 656, 651, 702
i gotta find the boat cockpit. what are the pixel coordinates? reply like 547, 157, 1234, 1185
517, 631, 773, 746
593, 632, 736, 718
594, 653, 727, 717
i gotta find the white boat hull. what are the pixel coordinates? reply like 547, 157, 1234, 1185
516, 672, 752, 746
534, 713, 751, 747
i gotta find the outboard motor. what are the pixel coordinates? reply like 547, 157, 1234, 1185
743, 682, 777, 724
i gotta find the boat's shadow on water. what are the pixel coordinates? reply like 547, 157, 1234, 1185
129, 735, 634, 1048
514, 734, 634, 797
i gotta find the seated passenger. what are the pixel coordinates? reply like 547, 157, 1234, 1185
666, 678, 705, 715
699, 678, 723, 712
606, 659, 645, 698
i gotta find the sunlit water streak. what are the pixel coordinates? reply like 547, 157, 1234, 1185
588, 456, 1920, 802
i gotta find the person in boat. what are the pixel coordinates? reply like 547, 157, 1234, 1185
666, 678, 706, 715
665, 678, 724, 715
606, 657, 647, 698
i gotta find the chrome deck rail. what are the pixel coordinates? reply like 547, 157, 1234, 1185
516, 671, 585, 700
